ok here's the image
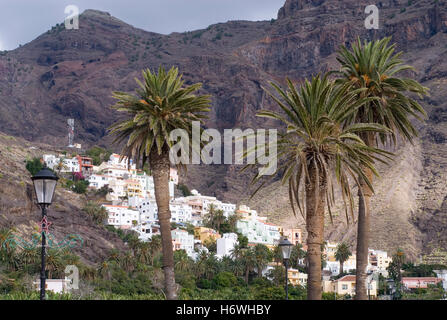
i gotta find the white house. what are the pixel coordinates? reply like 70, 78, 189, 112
107, 153, 136, 170
171, 228, 195, 258
216, 233, 238, 258
103, 205, 140, 229
132, 223, 160, 241
106, 179, 127, 201
43, 154, 80, 173
170, 201, 193, 224
235, 205, 281, 246
129, 197, 192, 224
88, 174, 112, 189
33, 279, 72, 294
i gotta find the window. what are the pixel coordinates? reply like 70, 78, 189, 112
342, 284, 348, 290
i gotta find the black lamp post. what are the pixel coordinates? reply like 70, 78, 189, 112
279, 237, 293, 300
31, 167, 58, 301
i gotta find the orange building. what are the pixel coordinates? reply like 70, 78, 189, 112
76, 155, 94, 175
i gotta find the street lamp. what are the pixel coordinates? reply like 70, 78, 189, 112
31, 167, 58, 301
279, 237, 293, 300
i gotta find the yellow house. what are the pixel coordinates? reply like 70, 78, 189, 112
125, 179, 143, 198
326, 275, 377, 298
194, 227, 221, 243
287, 268, 307, 287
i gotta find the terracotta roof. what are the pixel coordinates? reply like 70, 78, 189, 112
402, 277, 440, 281
337, 275, 356, 282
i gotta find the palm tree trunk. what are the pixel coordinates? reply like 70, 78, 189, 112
305, 163, 327, 300
340, 261, 344, 274
150, 149, 177, 300
355, 134, 375, 300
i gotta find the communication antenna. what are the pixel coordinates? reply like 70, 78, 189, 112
68, 118, 74, 147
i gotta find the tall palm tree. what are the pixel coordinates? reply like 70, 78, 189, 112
335, 242, 352, 275
241, 248, 257, 284
249, 74, 390, 299
109, 66, 211, 299
253, 244, 272, 278
333, 37, 428, 299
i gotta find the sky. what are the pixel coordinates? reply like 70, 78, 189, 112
0, 0, 286, 50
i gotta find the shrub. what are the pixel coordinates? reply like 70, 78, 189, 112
82, 201, 108, 224
177, 184, 191, 196
25, 158, 43, 176
213, 272, 238, 288
254, 287, 285, 300
86, 146, 112, 166
73, 180, 89, 194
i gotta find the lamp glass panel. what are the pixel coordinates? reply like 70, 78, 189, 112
33, 179, 44, 204
44, 179, 57, 204
282, 244, 293, 260
33, 179, 57, 204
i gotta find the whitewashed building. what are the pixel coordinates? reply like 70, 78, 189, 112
103, 205, 139, 229
216, 233, 239, 258
170, 201, 193, 224
43, 154, 80, 173
132, 223, 160, 241
171, 228, 195, 258
235, 205, 281, 246
33, 279, 72, 294
88, 174, 112, 189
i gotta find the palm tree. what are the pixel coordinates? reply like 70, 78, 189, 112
174, 249, 192, 272
149, 235, 162, 266
253, 244, 272, 278
46, 249, 63, 279
335, 242, 352, 275
109, 66, 211, 299
290, 243, 306, 269
98, 260, 111, 280
240, 248, 257, 284
19, 248, 39, 271
249, 74, 390, 299
333, 37, 428, 299
120, 252, 135, 273
204, 204, 225, 232
136, 241, 152, 265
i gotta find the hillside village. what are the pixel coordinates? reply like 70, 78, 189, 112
40, 150, 446, 298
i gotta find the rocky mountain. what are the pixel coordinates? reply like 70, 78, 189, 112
0, 0, 447, 260
0, 132, 127, 265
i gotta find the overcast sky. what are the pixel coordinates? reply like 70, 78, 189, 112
0, 0, 286, 50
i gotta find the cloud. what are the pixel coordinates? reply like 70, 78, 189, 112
0, 0, 285, 50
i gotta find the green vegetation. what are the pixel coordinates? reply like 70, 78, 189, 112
86, 146, 112, 166
177, 183, 191, 196
335, 243, 352, 274
82, 201, 109, 225
72, 179, 89, 194
25, 157, 43, 176
203, 204, 240, 234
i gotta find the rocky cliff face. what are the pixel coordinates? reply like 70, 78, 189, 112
1, 1, 447, 260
